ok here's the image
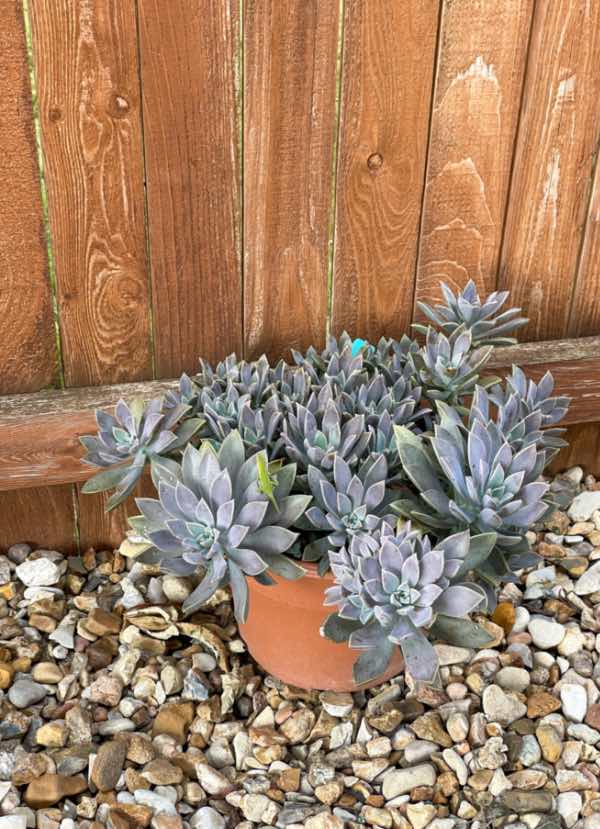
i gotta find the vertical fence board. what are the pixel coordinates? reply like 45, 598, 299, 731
138, 0, 241, 375
0, 1, 75, 551
568, 161, 600, 337
30, 0, 153, 387
0, 486, 77, 553
244, 0, 340, 358
498, 2, 600, 341
30, 0, 153, 549
0, 1, 57, 395
550, 424, 600, 478
331, 0, 439, 340
413, 0, 533, 314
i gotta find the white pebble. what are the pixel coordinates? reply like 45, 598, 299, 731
561, 684, 588, 723
528, 616, 566, 649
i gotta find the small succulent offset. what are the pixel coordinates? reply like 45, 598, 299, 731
81, 280, 570, 686
323, 521, 493, 682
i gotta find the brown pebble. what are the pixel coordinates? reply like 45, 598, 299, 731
24, 773, 88, 808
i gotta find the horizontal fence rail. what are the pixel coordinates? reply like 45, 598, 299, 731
0, 336, 598, 492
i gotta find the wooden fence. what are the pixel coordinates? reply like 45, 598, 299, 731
1, 0, 600, 551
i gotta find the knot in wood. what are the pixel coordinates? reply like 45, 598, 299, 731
367, 152, 384, 172
110, 95, 130, 117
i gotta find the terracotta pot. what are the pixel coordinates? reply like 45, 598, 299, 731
239, 561, 404, 691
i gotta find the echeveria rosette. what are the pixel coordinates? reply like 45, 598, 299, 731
414, 280, 528, 346
322, 522, 489, 683
394, 412, 551, 606
81, 397, 203, 510
485, 368, 570, 459
302, 454, 396, 571
132, 431, 311, 622
340, 372, 425, 476
411, 327, 496, 410
281, 395, 371, 475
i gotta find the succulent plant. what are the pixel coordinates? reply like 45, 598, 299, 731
365, 335, 421, 387
163, 373, 201, 415
81, 397, 202, 509
129, 431, 311, 621
322, 521, 492, 682
302, 454, 395, 569
339, 372, 424, 475
410, 327, 496, 409
486, 367, 570, 457
393, 411, 552, 605
281, 394, 371, 474
80, 280, 570, 681
414, 280, 528, 346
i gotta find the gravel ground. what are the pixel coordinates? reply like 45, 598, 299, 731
2, 467, 600, 829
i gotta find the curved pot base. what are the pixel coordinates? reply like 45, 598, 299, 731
239, 563, 403, 692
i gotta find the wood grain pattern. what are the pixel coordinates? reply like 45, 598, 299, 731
498, 2, 600, 341
0, 486, 76, 552
0, 1, 72, 552
244, 0, 340, 358
77, 473, 155, 550
29, 0, 155, 547
0, 1, 57, 395
549, 424, 600, 478
331, 0, 439, 341
138, 0, 241, 376
30, 0, 152, 387
568, 157, 600, 337
1, 337, 598, 492
414, 0, 533, 314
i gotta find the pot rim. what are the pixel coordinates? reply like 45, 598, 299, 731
295, 559, 334, 583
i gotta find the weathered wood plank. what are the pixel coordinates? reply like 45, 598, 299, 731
568, 157, 600, 337
76, 474, 155, 551
413, 0, 533, 314
30, 0, 155, 548
0, 1, 57, 395
138, 0, 241, 376
0, 1, 74, 551
486, 335, 600, 368
0, 337, 598, 491
549, 423, 600, 478
244, 0, 340, 358
30, 0, 153, 387
331, 0, 439, 341
0, 486, 77, 553
498, 2, 600, 341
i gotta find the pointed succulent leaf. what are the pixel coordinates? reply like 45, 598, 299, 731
353, 638, 395, 685
429, 614, 494, 647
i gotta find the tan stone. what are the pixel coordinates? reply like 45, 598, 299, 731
277, 767, 300, 792
24, 773, 88, 808
86, 607, 121, 636
12, 752, 54, 785
536, 723, 563, 763
315, 778, 344, 805
32, 661, 63, 684
527, 691, 561, 718
141, 758, 183, 786
410, 713, 452, 748
91, 740, 127, 792
0, 661, 14, 689
279, 708, 316, 743
108, 804, 153, 828
36, 721, 68, 748
152, 701, 195, 743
